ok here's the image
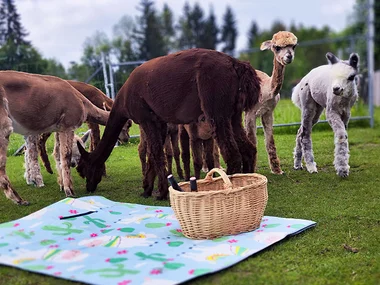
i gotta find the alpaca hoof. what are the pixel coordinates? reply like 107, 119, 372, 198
64, 188, 76, 197
337, 169, 349, 178
16, 199, 30, 206
201, 167, 209, 173
306, 162, 318, 173
140, 192, 151, 198
271, 169, 284, 175
156, 195, 168, 201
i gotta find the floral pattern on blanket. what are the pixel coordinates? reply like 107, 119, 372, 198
0, 196, 316, 285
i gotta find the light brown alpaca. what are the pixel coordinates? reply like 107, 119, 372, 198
179, 114, 221, 180
0, 71, 109, 205
245, 31, 298, 174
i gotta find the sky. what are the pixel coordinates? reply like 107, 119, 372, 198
17, 0, 356, 69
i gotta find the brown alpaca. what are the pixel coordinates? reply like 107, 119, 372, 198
0, 71, 110, 205
179, 114, 221, 180
245, 31, 298, 174
35, 80, 132, 176
77, 48, 261, 200
138, 123, 184, 180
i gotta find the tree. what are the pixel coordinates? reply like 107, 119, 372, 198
161, 3, 175, 52
247, 21, 259, 49
178, 2, 193, 49
201, 8, 219, 49
0, 0, 29, 45
134, 0, 166, 60
220, 6, 237, 55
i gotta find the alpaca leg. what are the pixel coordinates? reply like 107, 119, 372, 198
293, 126, 304, 170
0, 115, 28, 205
202, 138, 215, 173
138, 127, 147, 175
244, 112, 258, 172
299, 105, 319, 173
53, 133, 63, 189
141, 122, 168, 199
38, 132, 54, 174
87, 122, 100, 152
179, 125, 191, 181
164, 134, 173, 175
327, 110, 350, 177
231, 112, 255, 173
261, 111, 283, 174
191, 137, 203, 179
214, 117, 243, 174
24, 135, 44, 187
170, 130, 184, 179
213, 141, 222, 169
58, 131, 75, 196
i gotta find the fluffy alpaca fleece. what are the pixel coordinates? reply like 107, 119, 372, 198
244, 31, 297, 174
292, 52, 359, 177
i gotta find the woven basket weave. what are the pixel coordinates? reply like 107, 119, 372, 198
169, 168, 268, 239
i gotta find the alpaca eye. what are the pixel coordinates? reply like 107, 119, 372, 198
274, 46, 281, 52
347, 75, 356, 81
200, 116, 206, 122
292, 44, 298, 50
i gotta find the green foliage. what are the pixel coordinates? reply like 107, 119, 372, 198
220, 6, 237, 54
0, 107, 379, 285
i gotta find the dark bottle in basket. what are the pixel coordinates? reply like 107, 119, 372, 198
167, 174, 183, 192
190, 177, 198, 192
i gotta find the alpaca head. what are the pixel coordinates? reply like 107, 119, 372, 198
197, 114, 214, 140
70, 130, 91, 167
326, 52, 359, 96
260, 31, 298, 65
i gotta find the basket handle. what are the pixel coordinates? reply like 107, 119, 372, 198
204, 168, 233, 189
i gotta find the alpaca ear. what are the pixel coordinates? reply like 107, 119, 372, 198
77, 141, 89, 159
326, 52, 339, 65
260, 40, 272, 51
349, 53, 359, 69
80, 129, 91, 145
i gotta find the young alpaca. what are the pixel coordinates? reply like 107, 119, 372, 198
245, 31, 297, 174
77, 48, 261, 200
179, 114, 221, 180
0, 71, 109, 205
292, 52, 359, 177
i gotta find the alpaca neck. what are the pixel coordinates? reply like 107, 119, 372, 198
270, 58, 286, 96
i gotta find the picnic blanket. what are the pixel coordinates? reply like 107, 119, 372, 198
0, 196, 316, 285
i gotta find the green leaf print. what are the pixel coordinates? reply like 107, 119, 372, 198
84, 264, 139, 278
23, 265, 47, 270
108, 258, 128, 263
164, 262, 185, 270
109, 211, 122, 215
0, 222, 14, 228
212, 236, 229, 242
0, 243, 9, 247
40, 240, 57, 246
167, 241, 184, 247
290, 224, 306, 229
263, 224, 281, 228
145, 223, 166, 228
169, 229, 185, 237
119, 227, 135, 233
42, 222, 83, 236
192, 268, 212, 276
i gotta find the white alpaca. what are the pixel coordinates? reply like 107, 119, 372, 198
292, 52, 359, 177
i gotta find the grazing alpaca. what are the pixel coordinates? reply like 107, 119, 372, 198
77, 48, 261, 200
0, 71, 110, 205
23, 81, 132, 188
138, 123, 184, 180
179, 114, 221, 180
292, 52, 359, 177
245, 31, 298, 174
36, 81, 132, 175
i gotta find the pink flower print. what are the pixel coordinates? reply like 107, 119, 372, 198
262, 224, 267, 228
54, 272, 62, 276
188, 269, 195, 275
106, 225, 111, 228
49, 245, 59, 248
117, 228, 121, 230
150, 268, 162, 275
166, 223, 172, 226
69, 210, 78, 214
45, 266, 54, 270
118, 281, 131, 285
176, 229, 182, 233
257, 229, 264, 232
105, 258, 110, 262
155, 210, 163, 213
287, 225, 291, 228
262, 218, 268, 222
228, 239, 238, 243
90, 233, 98, 237
65, 237, 75, 241
13, 223, 20, 227
58, 216, 63, 219
117, 250, 128, 255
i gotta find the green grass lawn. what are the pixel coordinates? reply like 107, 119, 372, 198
0, 100, 379, 285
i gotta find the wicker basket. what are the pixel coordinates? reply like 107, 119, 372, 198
169, 168, 268, 239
